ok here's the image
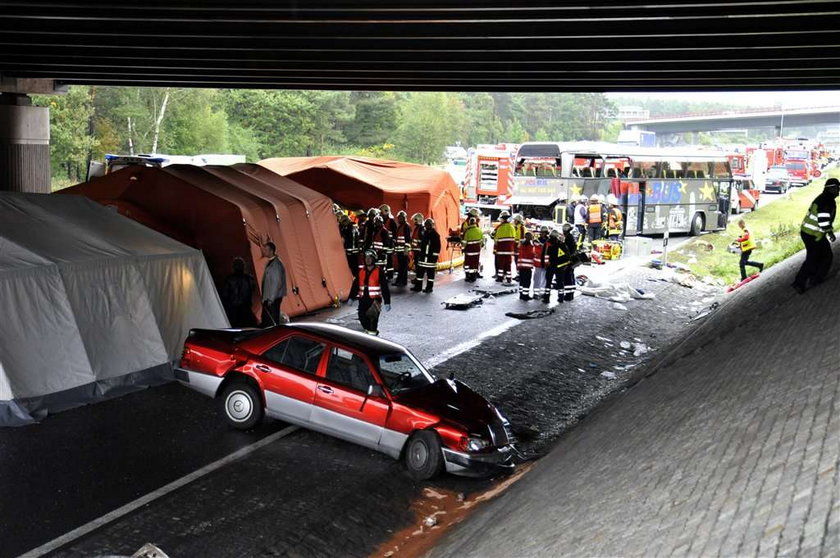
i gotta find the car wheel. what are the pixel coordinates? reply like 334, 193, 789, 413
404, 430, 444, 480
689, 212, 704, 236
219, 381, 263, 430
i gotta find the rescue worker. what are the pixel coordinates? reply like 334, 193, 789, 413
573, 195, 588, 241
392, 210, 412, 286
512, 213, 526, 269
606, 194, 624, 241
587, 194, 603, 243
734, 218, 764, 281
532, 225, 549, 300
542, 229, 572, 304
413, 218, 441, 293
348, 249, 391, 335
562, 223, 578, 301
338, 213, 360, 277
517, 231, 535, 300
492, 210, 517, 283
369, 215, 392, 271
379, 204, 398, 280
410, 212, 424, 278
355, 210, 369, 271
461, 207, 481, 236
792, 178, 839, 293
462, 216, 483, 283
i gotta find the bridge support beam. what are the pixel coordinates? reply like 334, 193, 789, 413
0, 94, 50, 194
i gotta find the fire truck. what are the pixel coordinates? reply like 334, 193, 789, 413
461, 143, 518, 208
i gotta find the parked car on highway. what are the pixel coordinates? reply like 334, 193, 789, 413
176, 323, 515, 479
764, 166, 791, 194
731, 178, 761, 214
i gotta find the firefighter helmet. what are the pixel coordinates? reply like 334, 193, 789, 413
579, 194, 588, 202
562, 222, 573, 233
539, 225, 549, 234
355, 209, 366, 218
396, 210, 407, 218
512, 213, 524, 223
589, 194, 599, 202
606, 194, 619, 206
364, 249, 377, 260
379, 204, 391, 214
373, 215, 384, 226
411, 212, 424, 223
468, 207, 480, 217
332, 203, 341, 214
549, 229, 561, 239
367, 207, 379, 219
424, 218, 435, 227
499, 210, 511, 220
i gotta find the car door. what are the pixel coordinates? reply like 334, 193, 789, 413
310, 346, 390, 451
251, 334, 327, 426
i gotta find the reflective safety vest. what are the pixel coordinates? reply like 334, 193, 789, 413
533, 239, 546, 268
608, 207, 623, 236
394, 222, 412, 252
463, 225, 483, 254
801, 202, 832, 240
518, 243, 535, 269
587, 203, 603, 225
737, 229, 756, 252
493, 222, 517, 255
357, 266, 382, 299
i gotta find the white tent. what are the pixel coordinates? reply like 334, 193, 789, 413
0, 193, 228, 425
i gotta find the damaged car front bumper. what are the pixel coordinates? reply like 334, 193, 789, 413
442, 445, 516, 477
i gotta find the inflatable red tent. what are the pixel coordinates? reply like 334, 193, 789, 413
259, 156, 462, 266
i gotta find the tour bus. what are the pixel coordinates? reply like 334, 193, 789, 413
510, 141, 733, 236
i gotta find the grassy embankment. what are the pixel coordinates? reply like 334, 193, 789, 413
669, 167, 840, 285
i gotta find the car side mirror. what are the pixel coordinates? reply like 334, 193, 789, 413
367, 384, 385, 398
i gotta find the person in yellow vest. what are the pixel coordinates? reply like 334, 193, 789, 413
492, 211, 517, 283
792, 178, 839, 293
586, 194, 603, 243
461, 207, 480, 236
734, 219, 764, 281
606, 194, 624, 241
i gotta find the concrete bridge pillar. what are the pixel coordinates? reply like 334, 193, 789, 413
0, 94, 50, 193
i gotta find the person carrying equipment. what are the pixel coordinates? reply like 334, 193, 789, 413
792, 178, 839, 293
412, 218, 441, 293
462, 217, 483, 283
492, 210, 517, 283
348, 249, 391, 335
734, 218, 764, 281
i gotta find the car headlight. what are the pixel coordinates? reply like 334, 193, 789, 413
467, 437, 490, 452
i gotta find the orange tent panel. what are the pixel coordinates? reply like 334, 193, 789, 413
259, 156, 462, 264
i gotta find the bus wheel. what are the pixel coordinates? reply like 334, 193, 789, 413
689, 213, 704, 236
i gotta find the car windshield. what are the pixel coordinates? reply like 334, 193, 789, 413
378, 353, 434, 394
769, 167, 788, 177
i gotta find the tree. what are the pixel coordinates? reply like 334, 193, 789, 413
394, 93, 466, 164
459, 93, 504, 146
32, 86, 98, 182
345, 91, 398, 147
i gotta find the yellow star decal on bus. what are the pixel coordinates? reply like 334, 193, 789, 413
569, 184, 582, 199
679, 181, 687, 195
699, 182, 715, 201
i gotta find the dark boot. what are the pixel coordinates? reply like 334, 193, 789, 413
411, 281, 422, 292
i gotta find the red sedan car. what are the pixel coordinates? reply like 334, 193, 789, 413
176, 323, 515, 479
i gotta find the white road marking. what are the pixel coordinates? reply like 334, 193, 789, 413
19, 424, 299, 558
424, 318, 521, 370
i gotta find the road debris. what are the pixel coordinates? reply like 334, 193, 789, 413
505, 309, 556, 320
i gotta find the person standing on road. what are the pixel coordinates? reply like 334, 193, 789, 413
587, 194, 603, 243
517, 232, 535, 300
379, 204, 398, 280
532, 225, 549, 300
606, 195, 624, 241
492, 211, 517, 283
562, 223, 578, 301
512, 213, 526, 271
542, 229, 572, 304
412, 218, 441, 293
369, 215, 392, 271
220, 257, 258, 328
574, 195, 588, 241
339, 213, 360, 277
260, 241, 287, 327
392, 210, 412, 286
734, 219, 764, 281
462, 217, 483, 283
348, 249, 391, 335
793, 178, 839, 293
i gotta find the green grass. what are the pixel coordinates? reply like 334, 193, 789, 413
669, 167, 840, 285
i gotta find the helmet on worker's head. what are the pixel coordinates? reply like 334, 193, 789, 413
355, 209, 367, 219
562, 222, 573, 232
332, 202, 342, 213
590, 194, 599, 202
539, 225, 549, 234
367, 207, 379, 219
424, 218, 435, 228
606, 194, 619, 206
825, 178, 840, 190
499, 210, 511, 220
412, 212, 424, 224
373, 215, 384, 226
339, 213, 351, 224
597, 194, 606, 203
379, 204, 391, 214
549, 229, 561, 239
468, 207, 480, 217
579, 194, 588, 202
512, 213, 524, 223
396, 210, 407, 220
364, 249, 377, 260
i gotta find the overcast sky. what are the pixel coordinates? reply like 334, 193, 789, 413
607, 91, 840, 109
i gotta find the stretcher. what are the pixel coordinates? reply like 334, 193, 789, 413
443, 293, 485, 309
726, 272, 760, 293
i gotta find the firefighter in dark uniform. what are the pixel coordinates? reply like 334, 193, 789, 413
379, 204, 398, 280
412, 218, 441, 293
348, 250, 391, 335
542, 229, 572, 304
369, 215, 392, 271
562, 223, 578, 301
410, 212, 424, 279
392, 210, 412, 286
338, 213, 360, 277
793, 178, 839, 293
